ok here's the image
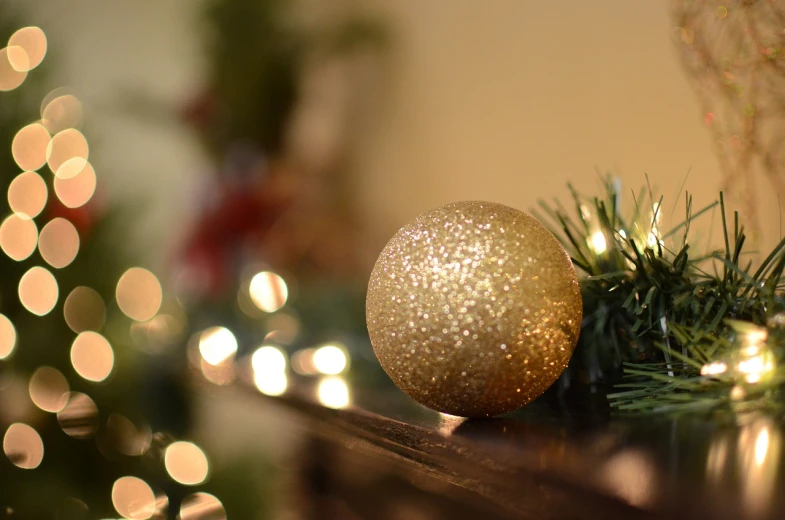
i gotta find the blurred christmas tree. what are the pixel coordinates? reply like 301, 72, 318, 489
0, 6, 257, 518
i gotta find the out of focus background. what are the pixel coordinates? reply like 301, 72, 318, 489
8, 0, 762, 263
1, 0, 784, 518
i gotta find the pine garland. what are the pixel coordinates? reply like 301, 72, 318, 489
535, 177, 785, 415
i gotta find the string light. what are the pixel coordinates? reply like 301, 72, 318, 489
198, 327, 237, 366
317, 377, 350, 409
252, 346, 286, 374
251, 346, 288, 396
700, 361, 727, 376
248, 271, 288, 312
312, 344, 348, 375
734, 327, 775, 384
700, 325, 776, 384
253, 371, 287, 396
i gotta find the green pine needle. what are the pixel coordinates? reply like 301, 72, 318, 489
539, 176, 785, 416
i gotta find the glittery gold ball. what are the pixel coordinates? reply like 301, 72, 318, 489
366, 201, 582, 417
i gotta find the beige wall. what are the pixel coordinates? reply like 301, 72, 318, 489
352, 0, 727, 251
16, 0, 782, 262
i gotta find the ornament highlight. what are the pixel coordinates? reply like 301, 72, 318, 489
366, 201, 582, 417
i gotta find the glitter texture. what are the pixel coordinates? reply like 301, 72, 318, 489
366, 201, 582, 417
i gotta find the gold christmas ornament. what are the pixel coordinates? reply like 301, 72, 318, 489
366, 201, 582, 417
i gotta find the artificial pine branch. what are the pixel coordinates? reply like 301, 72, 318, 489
536, 177, 785, 415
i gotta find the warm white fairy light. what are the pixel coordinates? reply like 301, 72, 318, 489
646, 202, 665, 248
253, 371, 287, 396
700, 361, 728, 377
317, 377, 350, 409
198, 326, 237, 366
702, 326, 777, 385
735, 328, 775, 384
589, 231, 607, 254
251, 346, 288, 396
312, 344, 348, 375
744, 328, 768, 347
248, 271, 288, 312
252, 346, 287, 374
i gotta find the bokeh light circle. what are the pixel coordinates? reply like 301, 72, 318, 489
28, 366, 69, 413
251, 347, 288, 395
0, 314, 16, 360
11, 123, 50, 172
112, 476, 156, 520
0, 214, 38, 261
42, 94, 82, 133
3, 423, 43, 469
198, 327, 237, 366
249, 271, 288, 312
317, 377, 350, 409
180, 492, 226, 520
46, 128, 88, 178
19, 266, 58, 316
8, 171, 47, 219
70, 331, 114, 382
8, 27, 47, 71
0, 47, 27, 91
164, 441, 209, 485
253, 371, 288, 396
54, 161, 95, 208
39, 218, 80, 268
116, 268, 163, 322
6, 46, 29, 73
252, 346, 286, 374
57, 392, 98, 439
64, 286, 106, 333
313, 345, 348, 375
